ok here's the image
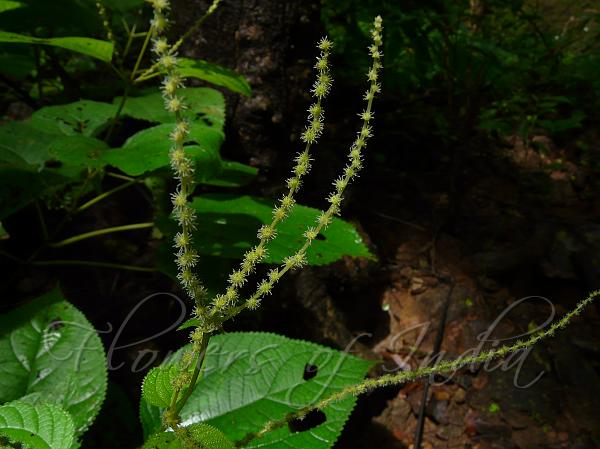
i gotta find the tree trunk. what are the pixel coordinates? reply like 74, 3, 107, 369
172, 0, 322, 171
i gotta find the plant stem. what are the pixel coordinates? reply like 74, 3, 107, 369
76, 180, 137, 213
31, 259, 156, 272
105, 27, 153, 142
236, 289, 600, 447
174, 333, 211, 416
131, 28, 153, 80
134, 0, 221, 83
49, 222, 153, 248
106, 171, 137, 182
34, 201, 49, 242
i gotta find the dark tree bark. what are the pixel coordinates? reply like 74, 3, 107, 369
172, 0, 323, 172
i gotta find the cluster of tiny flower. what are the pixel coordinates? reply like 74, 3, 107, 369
205, 38, 334, 319
236, 17, 383, 315
150, 0, 206, 306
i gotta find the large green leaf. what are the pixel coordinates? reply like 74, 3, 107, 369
140, 333, 372, 449
0, 122, 107, 218
158, 194, 373, 266
202, 160, 258, 187
0, 401, 75, 449
0, 289, 108, 435
116, 87, 225, 131
0, 121, 108, 171
30, 100, 118, 137
177, 58, 251, 97
0, 30, 113, 62
101, 123, 223, 177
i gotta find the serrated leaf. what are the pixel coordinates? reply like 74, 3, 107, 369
177, 58, 251, 96
157, 194, 373, 266
115, 87, 225, 131
29, 100, 118, 137
142, 365, 179, 408
0, 31, 113, 62
141, 333, 373, 449
0, 289, 108, 434
101, 123, 223, 177
144, 424, 235, 449
0, 400, 75, 449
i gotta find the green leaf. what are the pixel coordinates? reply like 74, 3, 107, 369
202, 160, 258, 187
0, 1, 23, 14
0, 122, 57, 167
0, 121, 108, 171
0, 31, 113, 62
141, 365, 179, 408
140, 333, 373, 449
143, 424, 235, 449
101, 123, 223, 177
116, 87, 225, 131
0, 288, 108, 434
0, 401, 75, 449
158, 194, 373, 266
0, 122, 107, 218
177, 58, 251, 96
30, 100, 118, 137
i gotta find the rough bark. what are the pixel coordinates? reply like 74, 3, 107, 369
172, 0, 322, 171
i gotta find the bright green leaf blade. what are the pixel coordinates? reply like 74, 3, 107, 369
0, 1, 23, 14
141, 333, 373, 449
30, 100, 118, 137
0, 401, 75, 449
46, 135, 108, 174
158, 194, 373, 265
0, 31, 113, 62
142, 365, 179, 408
0, 288, 108, 435
177, 58, 251, 96
101, 123, 223, 177
116, 87, 226, 131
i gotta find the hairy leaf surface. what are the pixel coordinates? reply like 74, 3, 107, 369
0, 289, 108, 434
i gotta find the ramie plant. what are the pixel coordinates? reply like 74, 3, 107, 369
147, 0, 384, 431
145, 1, 599, 446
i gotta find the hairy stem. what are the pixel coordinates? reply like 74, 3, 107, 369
237, 289, 600, 447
